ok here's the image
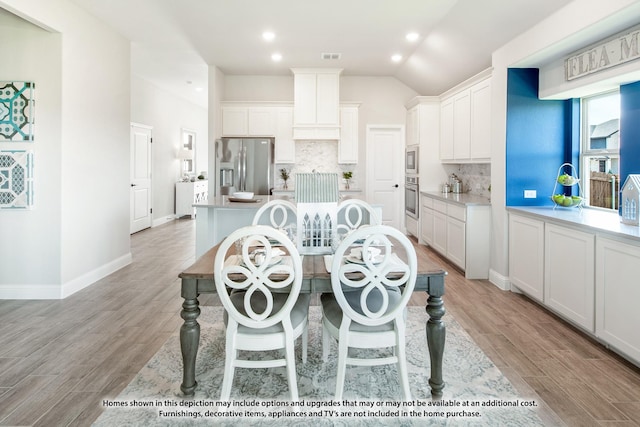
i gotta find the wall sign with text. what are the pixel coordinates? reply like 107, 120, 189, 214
565, 24, 640, 81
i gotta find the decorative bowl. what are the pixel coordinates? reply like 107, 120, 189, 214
551, 194, 582, 207
232, 192, 254, 200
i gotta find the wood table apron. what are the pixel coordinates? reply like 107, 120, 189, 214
178, 242, 447, 398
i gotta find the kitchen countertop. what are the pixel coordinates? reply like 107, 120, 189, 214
194, 195, 290, 209
507, 206, 640, 242
421, 191, 491, 206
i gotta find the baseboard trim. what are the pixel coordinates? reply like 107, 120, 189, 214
0, 253, 132, 300
488, 269, 511, 291
153, 215, 175, 227
62, 253, 132, 298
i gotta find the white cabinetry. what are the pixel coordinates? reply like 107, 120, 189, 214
508, 214, 545, 302
338, 104, 359, 164
596, 236, 640, 363
440, 69, 491, 163
292, 68, 342, 140
421, 194, 490, 279
470, 78, 492, 159
404, 97, 445, 190
452, 90, 471, 160
221, 105, 276, 137
274, 106, 295, 163
420, 196, 434, 245
544, 223, 595, 331
176, 180, 208, 219
446, 204, 466, 270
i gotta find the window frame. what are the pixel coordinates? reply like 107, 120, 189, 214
579, 90, 620, 211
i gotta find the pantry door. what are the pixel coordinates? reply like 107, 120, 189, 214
130, 123, 153, 234
366, 125, 404, 230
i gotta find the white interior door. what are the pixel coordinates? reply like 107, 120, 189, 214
366, 125, 404, 230
130, 123, 152, 234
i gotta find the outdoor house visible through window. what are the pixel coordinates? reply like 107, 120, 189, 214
581, 91, 620, 210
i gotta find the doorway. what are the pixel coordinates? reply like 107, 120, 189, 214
130, 123, 152, 233
366, 125, 404, 230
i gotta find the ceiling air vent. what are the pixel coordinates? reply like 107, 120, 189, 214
321, 53, 341, 60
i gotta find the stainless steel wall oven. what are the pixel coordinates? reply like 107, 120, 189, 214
405, 176, 419, 219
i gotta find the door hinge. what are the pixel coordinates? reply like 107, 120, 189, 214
150, 138, 153, 143
150, 208, 153, 213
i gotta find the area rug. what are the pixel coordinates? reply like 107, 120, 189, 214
93, 307, 547, 426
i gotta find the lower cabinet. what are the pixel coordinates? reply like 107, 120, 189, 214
420, 194, 490, 279
508, 211, 640, 366
508, 214, 544, 302
544, 223, 595, 332
596, 236, 640, 363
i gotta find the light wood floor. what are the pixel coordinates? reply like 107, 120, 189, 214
0, 218, 639, 426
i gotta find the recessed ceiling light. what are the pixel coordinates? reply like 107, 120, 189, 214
391, 54, 403, 62
406, 32, 419, 42
271, 53, 282, 62
262, 31, 275, 41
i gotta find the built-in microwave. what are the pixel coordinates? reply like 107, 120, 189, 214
405, 146, 418, 175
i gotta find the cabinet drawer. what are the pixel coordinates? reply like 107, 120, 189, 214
433, 200, 447, 214
447, 204, 466, 222
421, 196, 434, 209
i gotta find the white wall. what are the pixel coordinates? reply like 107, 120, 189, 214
130, 75, 208, 223
489, 0, 640, 289
0, 0, 132, 298
0, 9, 62, 290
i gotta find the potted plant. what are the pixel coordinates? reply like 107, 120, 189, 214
342, 171, 353, 190
280, 168, 290, 190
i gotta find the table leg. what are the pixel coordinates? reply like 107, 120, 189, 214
180, 279, 201, 396
426, 291, 446, 399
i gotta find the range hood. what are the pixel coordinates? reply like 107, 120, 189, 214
292, 68, 342, 140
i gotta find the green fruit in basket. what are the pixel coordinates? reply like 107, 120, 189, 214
552, 194, 564, 204
562, 197, 574, 207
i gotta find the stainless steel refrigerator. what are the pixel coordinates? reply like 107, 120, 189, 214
215, 137, 275, 196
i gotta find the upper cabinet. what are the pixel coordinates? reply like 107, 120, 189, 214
338, 103, 359, 164
221, 104, 276, 137
274, 106, 295, 164
292, 68, 342, 140
440, 69, 492, 163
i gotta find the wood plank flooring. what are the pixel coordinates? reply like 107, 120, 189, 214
0, 218, 639, 426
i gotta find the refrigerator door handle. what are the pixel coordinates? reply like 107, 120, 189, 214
240, 146, 246, 191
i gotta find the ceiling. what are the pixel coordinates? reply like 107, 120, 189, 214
66, 0, 576, 108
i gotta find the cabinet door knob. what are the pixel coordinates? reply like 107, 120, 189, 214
394, 184, 399, 188
131, 184, 137, 187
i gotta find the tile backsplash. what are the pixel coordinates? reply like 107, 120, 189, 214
275, 140, 356, 190
444, 163, 491, 198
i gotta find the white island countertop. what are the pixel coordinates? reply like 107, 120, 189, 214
421, 191, 491, 206
194, 195, 291, 209
507, 206, 640, 242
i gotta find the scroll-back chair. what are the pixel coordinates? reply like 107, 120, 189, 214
321, 224, 417, 400
213, 225, 309, 400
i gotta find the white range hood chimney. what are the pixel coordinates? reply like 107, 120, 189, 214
291, 68, 343, 140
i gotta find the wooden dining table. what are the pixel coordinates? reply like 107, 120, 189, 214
178, 239, 447, 398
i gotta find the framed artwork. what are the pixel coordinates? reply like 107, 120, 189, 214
0, 150, 34, 209
0, 81, 35, 142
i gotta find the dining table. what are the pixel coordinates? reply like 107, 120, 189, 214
178, 239, 447, 399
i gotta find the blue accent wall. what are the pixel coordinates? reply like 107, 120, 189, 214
505, 69, 576, 206
620, 81, 640, 185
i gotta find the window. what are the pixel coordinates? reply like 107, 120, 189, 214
581, 91, 620, 210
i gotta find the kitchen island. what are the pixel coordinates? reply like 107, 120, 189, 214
194, 194, 382, 258
194, 195, 291, 258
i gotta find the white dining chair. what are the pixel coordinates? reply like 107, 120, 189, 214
336, 198, 381, 236
213, 225, 309, 401
252, 199, 297, 229
320, 224, 417, 400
